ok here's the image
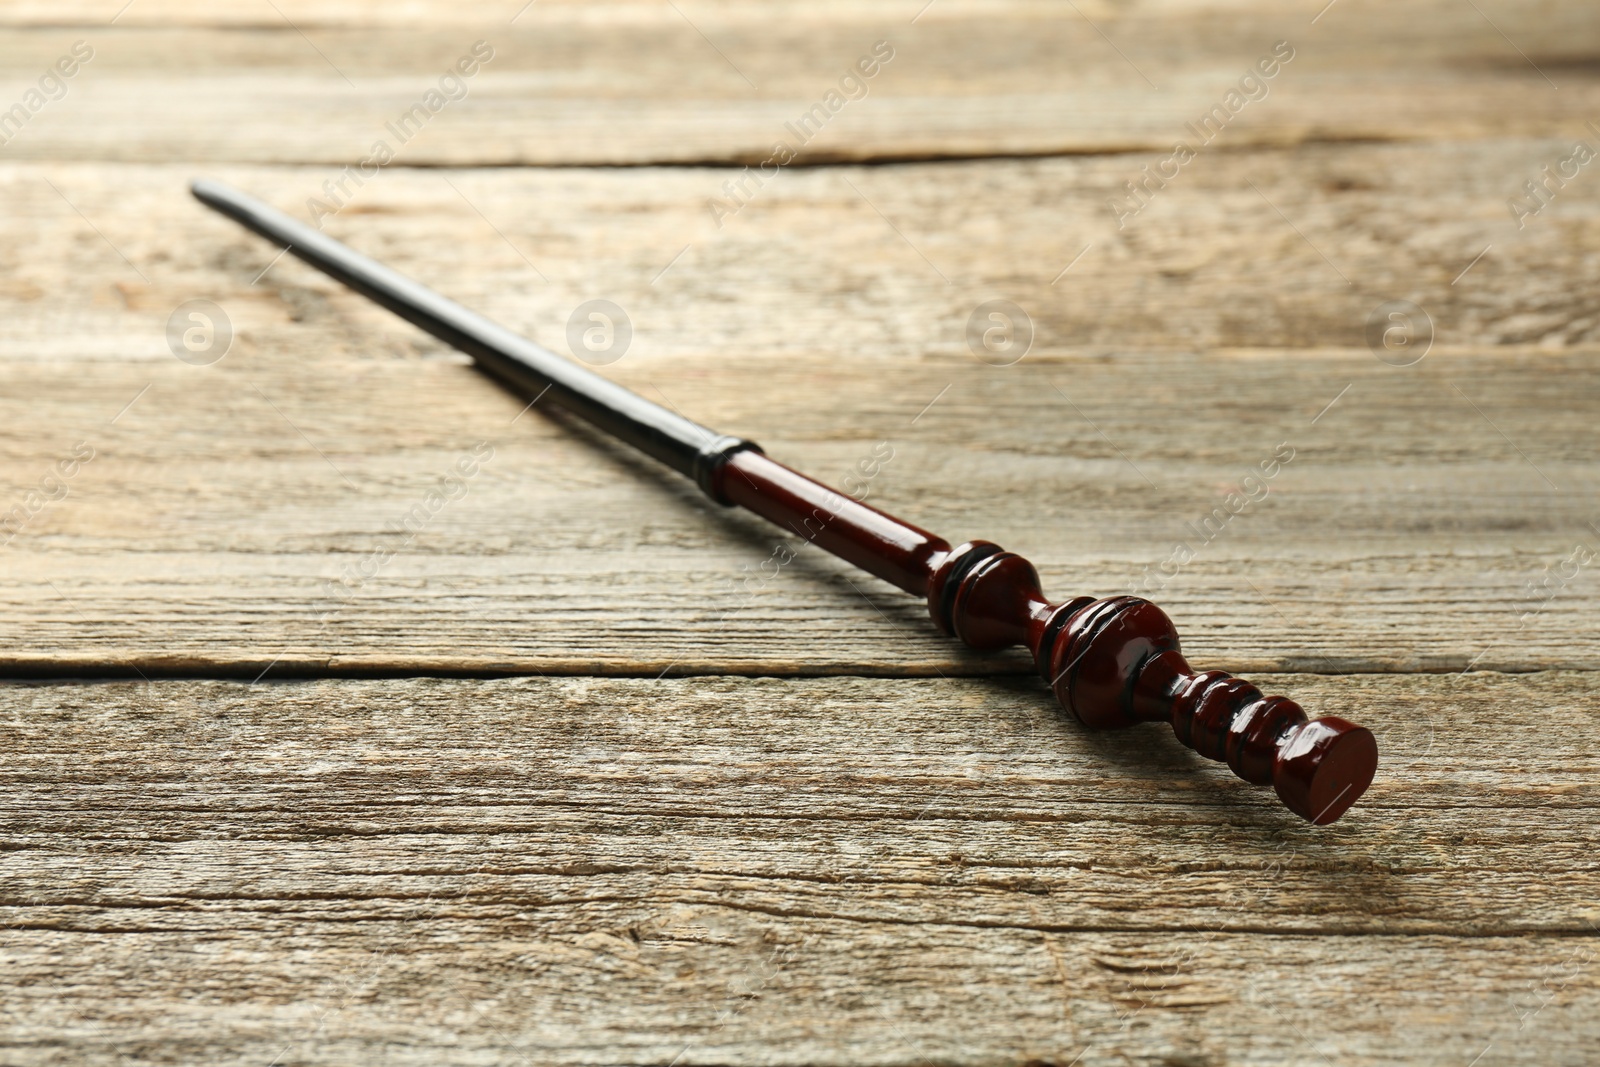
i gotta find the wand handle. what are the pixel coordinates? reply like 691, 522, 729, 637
716, 450, 1378, 825
193, 180, 1379, 824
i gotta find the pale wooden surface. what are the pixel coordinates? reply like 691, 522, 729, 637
1, 1, 1597, 1064
1, 1, 1597, 163
2, 673, 1597, 1066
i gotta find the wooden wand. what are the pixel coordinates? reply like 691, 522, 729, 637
192, 179, 1378, 825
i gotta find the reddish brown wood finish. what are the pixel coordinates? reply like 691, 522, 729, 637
719, 450, 951, 596
717, 451, 1378, 825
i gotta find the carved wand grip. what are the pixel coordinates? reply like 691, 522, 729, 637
193, 179, 1379, 826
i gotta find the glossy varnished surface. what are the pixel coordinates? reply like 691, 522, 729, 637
718, 449, 952, 597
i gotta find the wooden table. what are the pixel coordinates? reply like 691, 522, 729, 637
2, 2, 1597, 1063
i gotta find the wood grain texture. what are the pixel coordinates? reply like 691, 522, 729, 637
1, 155, 1597, 675
1, 673, 1595, 1065
0, 1, 1594, 165
8, 143, 1599, 360
2, 2, 1596, 1061
4, 345, 1598, 678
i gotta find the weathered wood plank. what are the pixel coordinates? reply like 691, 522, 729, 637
7, 145, 1598, 361
3, 341, 1597, 677
0, 1, 1594, 164
3, 672, 1595, 932
5, 924, 1594, 1066
3, 144, 1599, 675
3, 925, 1593, 1066
1, 673, 1595, 1065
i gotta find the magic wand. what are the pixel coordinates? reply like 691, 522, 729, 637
192, 179, 1378, 825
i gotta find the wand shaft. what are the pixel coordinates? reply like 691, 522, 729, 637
193, 181, 953, 593
189, 180, 751, 491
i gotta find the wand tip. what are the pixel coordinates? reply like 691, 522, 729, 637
189, 178, 229, 207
